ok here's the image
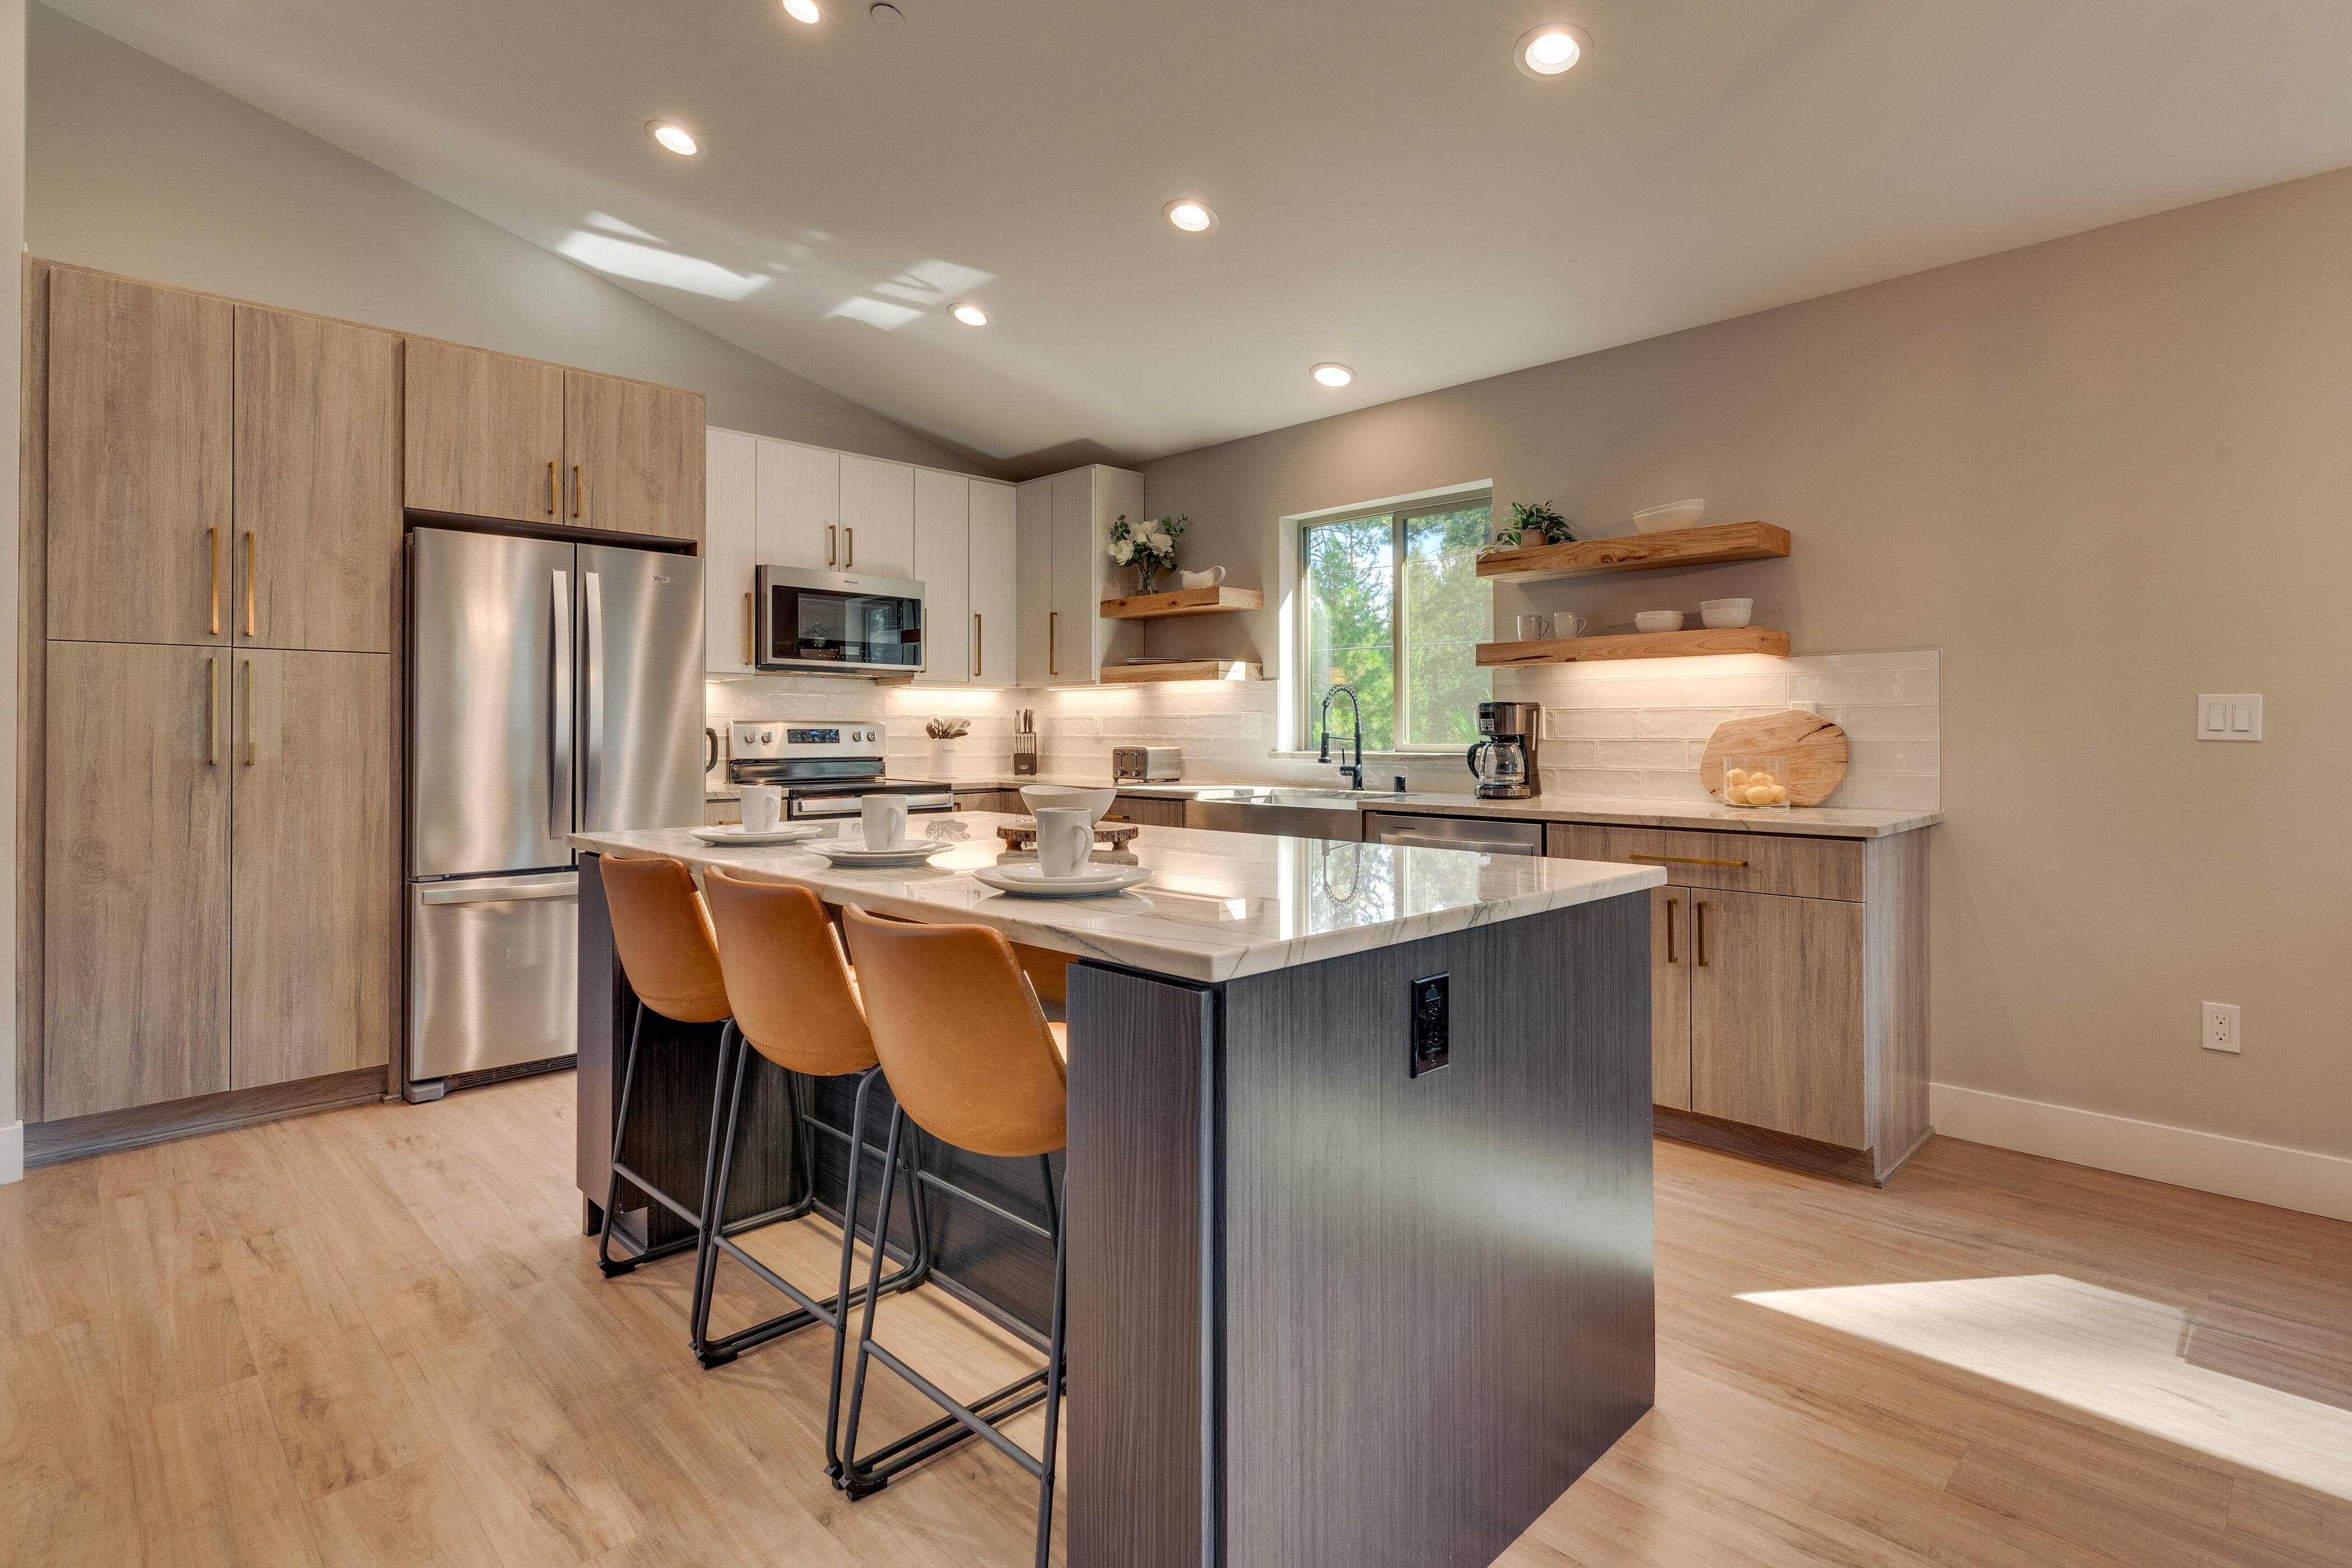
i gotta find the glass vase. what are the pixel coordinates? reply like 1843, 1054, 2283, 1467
1135, 564, 1159, 595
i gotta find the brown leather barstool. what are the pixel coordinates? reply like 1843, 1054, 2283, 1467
592, 855, 741, 1358
694, 868, 935, 1477
836, 904, 1070, 1568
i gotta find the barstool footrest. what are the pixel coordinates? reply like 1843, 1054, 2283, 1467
841, 1354, 1054, 1492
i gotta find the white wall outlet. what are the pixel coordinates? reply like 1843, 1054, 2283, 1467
2196, 694, 2262, 741
2202, 1002, 2241, 1053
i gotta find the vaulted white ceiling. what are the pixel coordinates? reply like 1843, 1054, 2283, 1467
48, 0, 2352, 470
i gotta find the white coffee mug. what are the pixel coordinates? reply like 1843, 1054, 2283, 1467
858, 794, 908, 851
1178, 567, 1226, 589
1516, 613, 1552, 641
1034, 807, 1094, 879
740, 785, 783, 834
1552, 612, 1590, 639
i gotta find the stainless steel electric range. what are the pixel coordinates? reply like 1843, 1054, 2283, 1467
725, 720, 954, 820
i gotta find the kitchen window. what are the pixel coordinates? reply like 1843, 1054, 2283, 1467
1299, 498, 1493, 752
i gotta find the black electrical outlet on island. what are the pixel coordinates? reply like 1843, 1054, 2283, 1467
1411, 972, 1450, 1077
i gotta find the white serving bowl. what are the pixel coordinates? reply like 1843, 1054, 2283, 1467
1698, 597, 1754, 629
1020, 785, 1117, 823
1632, 499, 1705, 534
1634, 610, 1685, 633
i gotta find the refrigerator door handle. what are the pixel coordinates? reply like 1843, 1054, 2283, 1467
419, 876, 578, 905
583, 570, 605, 830
550, 569, 573, 841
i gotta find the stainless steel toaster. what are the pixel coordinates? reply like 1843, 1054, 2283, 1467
1113, 746, 1182, 782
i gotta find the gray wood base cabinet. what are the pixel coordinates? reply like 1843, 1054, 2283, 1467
1551, 823, 1931, 1185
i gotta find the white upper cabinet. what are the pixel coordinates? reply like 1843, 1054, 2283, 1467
839, 454, 914, 578
912, 469, 970, 686
756, 439, 839, 568
968, 481, 1016, 688
705, 427, 758, 674
1018, 463, 1144, 685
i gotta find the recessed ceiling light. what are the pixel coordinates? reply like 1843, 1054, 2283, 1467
648, 122, 700, 156
950, 302, 989, 326
1514, 21, 1590, 78
782, 0, 820, 20
1164, 199, 1217, 233
1312, 363, 1354, 388
870, 2, 905, 29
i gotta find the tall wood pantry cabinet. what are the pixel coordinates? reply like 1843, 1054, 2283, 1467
1548, 822, 1931, 1185
702, 426, 1016, 684
35, 265, 399, 1119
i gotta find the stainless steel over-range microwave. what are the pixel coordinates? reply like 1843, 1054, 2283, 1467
753, 564, 926, 675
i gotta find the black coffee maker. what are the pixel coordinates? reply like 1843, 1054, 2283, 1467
1466, 701, 1541, 800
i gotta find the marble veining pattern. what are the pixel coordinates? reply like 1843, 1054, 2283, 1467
569, 815, 1664, 982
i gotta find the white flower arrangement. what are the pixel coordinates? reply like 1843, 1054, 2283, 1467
1109, 513, 1186, 578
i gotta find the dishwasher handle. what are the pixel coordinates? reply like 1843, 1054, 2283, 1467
420, 877, 579, 906
1379, 830, 1541, 857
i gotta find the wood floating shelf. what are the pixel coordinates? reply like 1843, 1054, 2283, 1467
1475, 520, 1791, 583
1098, 585, 1264, 620
1099, 660, 1264, 685
1475, 628, 1791, 666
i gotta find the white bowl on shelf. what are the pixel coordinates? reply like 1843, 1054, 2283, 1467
1634, 610, 1685, 633
1019, 785, 1116, 823
1632, 499, 1705, 534
1698, 598, 1754, 628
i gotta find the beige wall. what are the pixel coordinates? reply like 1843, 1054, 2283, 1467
1142, 165, 2352, 1164
25, 5, 990, 474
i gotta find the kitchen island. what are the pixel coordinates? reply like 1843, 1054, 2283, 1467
571, 815, 1664, 1568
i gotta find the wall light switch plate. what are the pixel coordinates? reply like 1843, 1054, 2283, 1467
2197, 694, 2261, 741
2203, 1002, 2241, 1053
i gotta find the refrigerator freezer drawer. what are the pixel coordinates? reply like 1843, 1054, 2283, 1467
408, 873, 578, 1082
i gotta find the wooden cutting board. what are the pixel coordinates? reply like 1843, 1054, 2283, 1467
1700, 711, 1849, 806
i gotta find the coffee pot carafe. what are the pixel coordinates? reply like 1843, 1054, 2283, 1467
1466, 701, 1541, 800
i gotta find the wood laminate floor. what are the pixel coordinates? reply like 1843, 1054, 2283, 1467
2, 1073, 2346, 1567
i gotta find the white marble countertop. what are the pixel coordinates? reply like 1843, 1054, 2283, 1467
573, 813, 1663, 983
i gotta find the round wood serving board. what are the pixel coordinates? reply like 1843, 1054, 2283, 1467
1700, 712, 1849, 806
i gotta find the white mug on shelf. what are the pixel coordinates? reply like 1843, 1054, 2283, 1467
1178, 567, 1226, 589
1552, 612, 1589, 639
858, 794, 908, 851
1034, 807, 1094, 879
1515, 613, 1552, 641
740, 785, 783, 834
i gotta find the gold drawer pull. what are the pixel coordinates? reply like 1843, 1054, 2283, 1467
1102, 814, 1130, 822
1630, 853, 1748, 868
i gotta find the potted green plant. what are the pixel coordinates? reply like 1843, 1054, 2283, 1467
1109, 514, 1187, 594
1482, 501, 1575, 553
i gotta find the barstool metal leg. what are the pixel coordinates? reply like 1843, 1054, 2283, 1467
595, 1000, 650, 1278
823, 1064, 885, 1476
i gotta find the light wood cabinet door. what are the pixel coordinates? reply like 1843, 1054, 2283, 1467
912, 469, 969, 684
756, 438, 839, 567
1652, 886, 1692, 1109
235, 307, 402, 653
1106, 796, 1186, 828
44, 641, 232, 1117
838, 454, 914, 577
969, 480, 1016, 687
47, 268, 233, 646
706, 427, 758, 673
1689, 888, 1865, 1146
563, 370, 705, 540
231, 651, 396, 1088
403, 338, 562, 524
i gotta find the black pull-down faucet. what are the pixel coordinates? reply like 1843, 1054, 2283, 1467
1318, 683, 1364, 791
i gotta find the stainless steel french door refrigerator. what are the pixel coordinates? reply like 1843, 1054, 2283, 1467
403, 527, 704, 1100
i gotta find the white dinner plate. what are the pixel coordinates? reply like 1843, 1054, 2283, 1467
971, 864, 1152, 899
814, 842, 950, 866
689, 824, 823, 846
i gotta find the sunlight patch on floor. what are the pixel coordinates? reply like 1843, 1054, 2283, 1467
1739, 1274, 2352, 1501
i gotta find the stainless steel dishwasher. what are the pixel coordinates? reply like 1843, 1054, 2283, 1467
1364, 812, 1546, 855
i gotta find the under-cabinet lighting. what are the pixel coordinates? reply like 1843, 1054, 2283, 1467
648, 123, 701, 156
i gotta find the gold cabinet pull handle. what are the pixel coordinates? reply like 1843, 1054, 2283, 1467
245, 531, 257, 638
844, 526, 853, 568
827, 524, 837, 566
244, 659, 255, 765
206, 656, 219, 764
1696, 901, 1709, 967
1048, 611, 1058, 675
973, 612, 982, 679
208, 527, 220, 635
1630, 853, 1749, 869
1665, 898, 1678, 964
548, 460, 557, 515
573, 464, 584, 519
744, 591, 755, 668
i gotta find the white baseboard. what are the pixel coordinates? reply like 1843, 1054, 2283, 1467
1931, 1084, 2352, 1225
0, 1121, 21, 1186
